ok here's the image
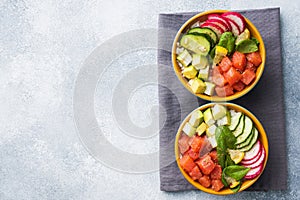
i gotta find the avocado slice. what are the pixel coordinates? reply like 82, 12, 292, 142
192, 54, 208, 70
190, 78, 206, 94
196, 122, 207, 136
189, 110, 204, 127
212, 104, 227, 120
203, 108, 215, 126
206, 124, 217, 137
177, 49, 192, 67
182, 66, 197, 79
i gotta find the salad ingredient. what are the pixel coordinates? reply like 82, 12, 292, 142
213, 46, 228, 64
232, 114, 244, 137
196, 154, 216, 175
223, 67, 242, 86
244, 164, 263, 179
212, 72, 228, 87
236, 129, 255, 149
207, 14, 232, 31
228, 112, 243, 130
203, 108, 215, 126
180, 34, 211, 55
219, 56, 232, 72
217, 112, 231, 126
188, 148, 200, 160
204, 82, 216, 96
189, 110, 204, 127
236, 39, 259, 53
222, 165, 250, 181
242, 140, 261, 161
235, 28, 250, 45
222, 12, 246, 33
207, 136, 217, 148
198, 65, 210, 80
210, 164, 222, 179
228, 149, 245, 164
192, 54, 208, 70
235, 116, 253, 144
211, 179, 224, 192
241, 69, 256, 85
206, 124, 217, 137
232, 51, 247, 71
215, 85, 234, 97
189, 166, 202, 180
191, 136, 205, 153
223, 18, 240, 36
206, 19, 230, 32
218, 32, 236, 54
242, 147, 265, 169
246, 52, 262, 67
178, 133, 191, 154
232, 81, 246, 92
200, 22, 224, 38
237, 128, 259, 152
182, 66, 197, 79
211, 104, 227, 120
191, 78, 206, 94
196, 122, 208, 136
215, 126, 237, 168
177, 49, 192, 67
183, 122, 196, 137
199, 175, 211, 188
180, 154, 197, 172
188, 27, 218, 44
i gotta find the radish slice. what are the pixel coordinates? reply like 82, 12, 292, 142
200, 22, 224, 38
223, 18, 240, 36
206, 19, 229, 32
207, 14, 232, 31
242, 147, 265, 169
241, 148, 262, 165
222, 12, 246, 33
243, 140, 261, 161
244, 163, 263, 179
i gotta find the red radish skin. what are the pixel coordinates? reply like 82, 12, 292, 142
242, 147, 265, 169
241, 148, 262, 165
200, 22, 224, 38
222, 12, 246, 33
243, 141, 261, 161
206, 19, 230, 32
244, 163, 263, 180
223, 18, 240, 36
207, 14, 232, 31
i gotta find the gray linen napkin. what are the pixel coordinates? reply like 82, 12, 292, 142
158, 7, 287, 191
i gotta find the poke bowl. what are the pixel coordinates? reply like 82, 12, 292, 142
172, 10, 266, 101
174, 103, 268, 195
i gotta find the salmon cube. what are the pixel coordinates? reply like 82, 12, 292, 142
196, 154, 215, 175
178, 133, 191, 154
199, 175, 211, 188
210, 165, 222, 180
232, 81, 246, 92
241, 69, 256, 85
211, 179, 224, 192
245, 61, 257, 72
223, 67, 242, 86
209, 150, 218, 163
246, 52, 262, 67
189, 166, 202, 180
232, 51, 246, 72
180, 154, 196, 173
219, 57, 232, 72
215, 85, 234, 97
212, 73, 227, 87
188, 148, 199, 160
190, 136, 204, 153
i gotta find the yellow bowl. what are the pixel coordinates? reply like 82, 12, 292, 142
172, 10, 266, 101
175, 103, 268, 195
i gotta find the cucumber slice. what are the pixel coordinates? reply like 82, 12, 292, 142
232, 115, 245, 137
235, 116, 254, 145
180, 34, 211, 56
228, 112, 243, 131
236, 128, 254, 149
188, 27, 218, 44
187, 32, 215, 50
238, 128, 259, 152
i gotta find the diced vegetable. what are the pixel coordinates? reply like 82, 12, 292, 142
180, 34, 211, 55
204, 82, 216, 96
177, 49, 192, 67
203, 108, 215, 126
198, 65, 210, 80
182, 122, 196, 137
190, 78, 206, 94
196, 122, 207, 136
211, 104, 227, 120
189, 110, 204, 127
206, 124, 217, 137
192, 54, 208, 70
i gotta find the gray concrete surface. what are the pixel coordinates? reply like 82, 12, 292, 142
0, 0, 299, 199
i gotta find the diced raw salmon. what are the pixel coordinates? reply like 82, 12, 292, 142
190, 136, 204, 153
246, 52, 262, 67
199, 175, 211, 188
189, 166, 202, 180
241, 69, 256, 85
210, 164, 222, 180
232, 51, 246, 72
211, 179, 224, 192
180, 154, 196, 173
196, 154, 216, 175
215, 85, 234, 97
178, 133, 191, 154
188, 148, 200, 160
232, 81, 246, 92
223, 67, 242, 86
219, 57, 232, 72
209, 150, 218, 163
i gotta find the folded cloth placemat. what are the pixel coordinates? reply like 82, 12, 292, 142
158, 7, 287, 191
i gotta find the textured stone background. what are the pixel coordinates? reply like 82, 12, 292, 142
0, 0, 299, 199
